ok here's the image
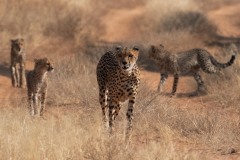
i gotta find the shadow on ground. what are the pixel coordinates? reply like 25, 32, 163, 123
206, 35, 240, 48
86, 36, 240, 74
0, 64, 10, 78
0, 63, 31, 79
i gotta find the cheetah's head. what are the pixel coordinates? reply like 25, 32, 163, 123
115, 46, 139, 72
34, 57, 54, 73
11, 38, 24, 53
149, 44, 165, 59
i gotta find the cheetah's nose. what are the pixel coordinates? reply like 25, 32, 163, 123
122, 61, 127, 65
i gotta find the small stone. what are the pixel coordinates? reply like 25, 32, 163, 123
226, 147, 237, 154
220, 147, 237, 155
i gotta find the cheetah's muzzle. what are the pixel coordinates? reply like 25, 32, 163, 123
122, 65, 130, 70
47, 66, 54, 72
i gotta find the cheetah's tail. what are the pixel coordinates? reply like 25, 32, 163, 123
210, 45, 237, 68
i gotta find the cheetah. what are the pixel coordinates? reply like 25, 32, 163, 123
96, 46, 140, 135
27, 58, 54, 116
149, 44, 237, 96
10, 38, 26, 88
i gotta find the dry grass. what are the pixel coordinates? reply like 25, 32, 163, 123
0, 79, 203, 159
16, 51, 240, 158
1, 56, 239, 159
1, 50, 240, 159
0, 65, 199, 159
161, 11, 217, 37
0, 0, 240, 159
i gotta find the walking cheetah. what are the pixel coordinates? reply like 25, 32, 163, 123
149, 44, 237, 96
27, 58, 54, 116
10, 38, 26, 88
96, 46, 140, 135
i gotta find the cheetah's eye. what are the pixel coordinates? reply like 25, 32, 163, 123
118, 54, 122, 58
128, 54, 133, 58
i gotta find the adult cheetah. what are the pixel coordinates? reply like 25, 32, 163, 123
149, 44, 237, 96
27, 58, 54, 116
96, 46, 140, 135
10, 38, 26, 88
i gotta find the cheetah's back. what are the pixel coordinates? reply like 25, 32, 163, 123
96, 51, 118, 85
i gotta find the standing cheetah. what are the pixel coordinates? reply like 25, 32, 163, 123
149, 44, 237, 96
27, 58, 54, 116
96, 46, 140, 135
10, 38, 26, 88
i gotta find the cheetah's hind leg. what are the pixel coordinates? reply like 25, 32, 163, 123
20, 62, 26, 88
40, 92, 46, 116
190, 73, 208, 97
170, 73, 179, 97
98, 84, 109, 129
28, 91, 35, 116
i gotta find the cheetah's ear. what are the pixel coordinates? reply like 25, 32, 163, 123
115, 46, 122, 53
159, 44, 164, 49
131, 46, 139, 57
132, 46, 139, 51
43, 57, 48, 61
34, 59, 39, 63
10, 39, 15, 44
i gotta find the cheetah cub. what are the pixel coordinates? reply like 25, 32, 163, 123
96, 46, 140, 135
149, 44, 237, 96
10, 38, 26, 88
27, 58, 54, 116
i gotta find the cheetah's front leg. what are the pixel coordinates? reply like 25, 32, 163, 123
126, 95, 136, 139
32, 93, 38, 116
158, 73, 168, 93
108, 99, 119, 133
11, 65, 18, 87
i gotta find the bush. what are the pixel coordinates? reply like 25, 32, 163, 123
161, 11, 217, 36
